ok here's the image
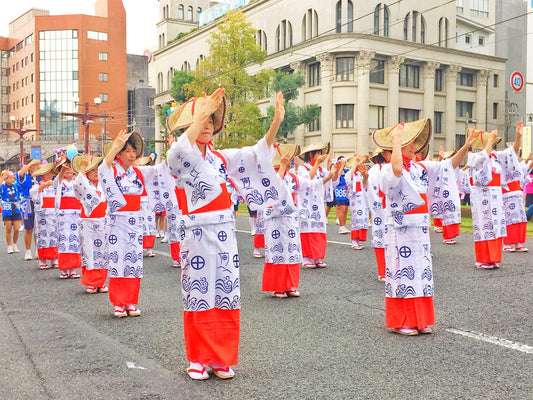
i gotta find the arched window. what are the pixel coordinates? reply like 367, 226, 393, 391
420, 15, 426, 43
166, 5, 169, 19
197, 7, 202, 17
181, 61, 191, 73
347, 0, 353, 32
374, 4, 390, 37
162, 33, 165, 46
187, 6, 193, 21
336, 1, 342, 33
178, 4, 184, 19
302, 9, 319, 41
439, 17, 449, 47
404, 11, 425, 43
162, 5, 166, 19
256, 30, 267, 52
157, 72, 163, 93
275, 20, 293, 52
196, 55, 205, 69
336, 1, 353, 33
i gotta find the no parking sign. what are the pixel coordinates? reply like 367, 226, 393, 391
510, 71, 524, 92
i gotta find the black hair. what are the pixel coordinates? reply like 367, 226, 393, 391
119, 136, 137, 153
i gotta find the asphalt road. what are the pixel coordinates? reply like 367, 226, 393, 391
0, 217, 531, 400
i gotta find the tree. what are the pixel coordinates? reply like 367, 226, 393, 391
183, 10, 273, 148
263, 70, 320, 140
169, 70, 195, 103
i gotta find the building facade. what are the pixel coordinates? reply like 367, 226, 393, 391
149, 0, 506, 158
0, 0, 127, 168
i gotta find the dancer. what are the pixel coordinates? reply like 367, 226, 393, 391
166, 89, 291, 380
136, 155, 157, 258
345, 155, 369, 250
0, 170, 22, 254
17, 159, 40, 260
373, 118, 476, 335
30, 162, 59, 269
72, 155, 109, 294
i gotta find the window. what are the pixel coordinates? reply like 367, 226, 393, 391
256, 30, 267, 52
457, 72, 473, 86
16, 41, 24, 51
369, 106, 385, 129
275, 20, 293, 51
31, 53, 34, 62
336, 0, 353, 33
399, 108, 420, 123
435, 69, 443, 91
369, 59, 384, 84
31, 73, 34, 83
178, 5, 184, 19
99, 72, 108, 81
493, 74, 498, 88
21, 58, 24, 68
99, 52, 108, 61
336, 1, 342, 33
88, 31, 108, 41
465, 35, 471, 44
99, 93, 109, 102
197, 7, 202, 15
434, 112, 443, 133
308, 63, 320, 87
72, 71, 78, 80
471, 0, 489, 17
25, 34, 34, 46
336, 57, 354, 81
302, 9, 319, 41
336, 104, 354, 128
399, 64, 420, 88
308, 107, 321, 131
187, 6, 193, 21
492, 103, 498, 119
347, 0, 353, 32
456, 0, 464, 13
478, 36, 484, 46
439, 17, 449, 47
456, 101, 473, 118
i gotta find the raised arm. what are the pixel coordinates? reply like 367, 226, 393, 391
309, 153, 328, 179
264, 91, 285, 147
450, 126, 478, 169
105, 129, 131, 167
18, 159, 39, 179
185, 88, 226, 147
277, 151, 292, 179
514, 121, 523, 154
390, 123, 404, 177
484, 130, 499, 157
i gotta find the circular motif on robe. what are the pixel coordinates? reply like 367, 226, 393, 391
271, 230, 281, 239
87, 194, 92, 200
217, 231, 228, 242
312, 205, 319, 211
94, 239, 102, 247
70, 223, 77, 231
102, 178, 107, 184
391, 203, 398, 208
482, 199, 488, 206
422, 227, 428, 234
238, 167, 245, 174
399, 246, 412, 258
109, 234, 118, 245
491, 208, 497, 215
233, 254, 240, 268
163, 192, 169, 199
262, 178, 270, 187
443, 190, 449, 198
374, 217, 382, 225
357, 210, 363, 216
138, 236, 143, 245
190, 256, 205, 270
509, 203, 515, 210
183, 161, 190, 168
129, 217, 136, 225
288, 229, 296, 238
282, 200, 287, 206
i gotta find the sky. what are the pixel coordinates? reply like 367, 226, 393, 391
1, 0, 159, 55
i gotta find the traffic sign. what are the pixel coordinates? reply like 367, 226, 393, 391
510, 71, 524, 92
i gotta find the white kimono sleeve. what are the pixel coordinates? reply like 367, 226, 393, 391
73, 173, 103, 216
98, 162, 127, 213
467, 151, 492, 187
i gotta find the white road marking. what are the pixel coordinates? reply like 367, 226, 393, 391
446, 328, 533, 355
126, 362, 146, 370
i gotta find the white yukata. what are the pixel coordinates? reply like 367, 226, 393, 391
167, 134, 290, 367
73, 173, 109, 288
365, 163, 387, 279
345, 170, 369, 241
467, 150, 506, 265
380, 160, 441, 329
30, 182, 58, 262
141, 195, 157, 249
54, 178, 81, 271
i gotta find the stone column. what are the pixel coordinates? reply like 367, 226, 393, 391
356, 50, 375, 154
423, 61, 440, 156
445, 65, 462, 149
476, 69, 490, 132
387, 55, 405, 126
290, 61, 305, 147
316, 52, 334, 143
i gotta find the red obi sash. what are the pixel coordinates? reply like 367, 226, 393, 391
113, 166, 146, 213
469, 173, 501, 187
59, 196, 81, 210
176, 184, 232, 215
502, 180, 521, 193
355, 181, 362, 192
405, 193, 428, 215
42, 196, 55, 209
81, 201, 107, 218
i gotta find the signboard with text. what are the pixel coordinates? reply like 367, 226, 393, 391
31, 147, 41, 161
198, 0, 250, 27
522, 126, 532, 158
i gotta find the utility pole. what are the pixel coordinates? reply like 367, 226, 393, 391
61, 99, 111, 154
6, 117, 38, 167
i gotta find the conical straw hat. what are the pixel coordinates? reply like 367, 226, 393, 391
272, 143, 301, 167
166, 96, 226, 135
467, 128, 502, 151
297, 141, 330, 160
103, 131, 144, 159
71, 155, 104, 174
372, 118, 431, 156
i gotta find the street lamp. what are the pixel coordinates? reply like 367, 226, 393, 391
61, 97, 110, 154
6, 116, 38, 168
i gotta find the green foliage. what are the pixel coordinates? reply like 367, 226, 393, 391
157, 104, 170, 133
168, 27, 199, 45
169, 70, 195, 103
183, 10, 273, 149
270, 70, 304, 102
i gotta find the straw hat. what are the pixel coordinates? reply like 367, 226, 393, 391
166, 96, 226, 135
71, 155, 104, 174
467, 128, 502, 151
136, 156, 154, 166
272, 143, 300, 168
372, 118, 432, 156
103, 131, 144, 159
441, 149, 457, 159
32, 162, 56, 177
297, 141, 330, 160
